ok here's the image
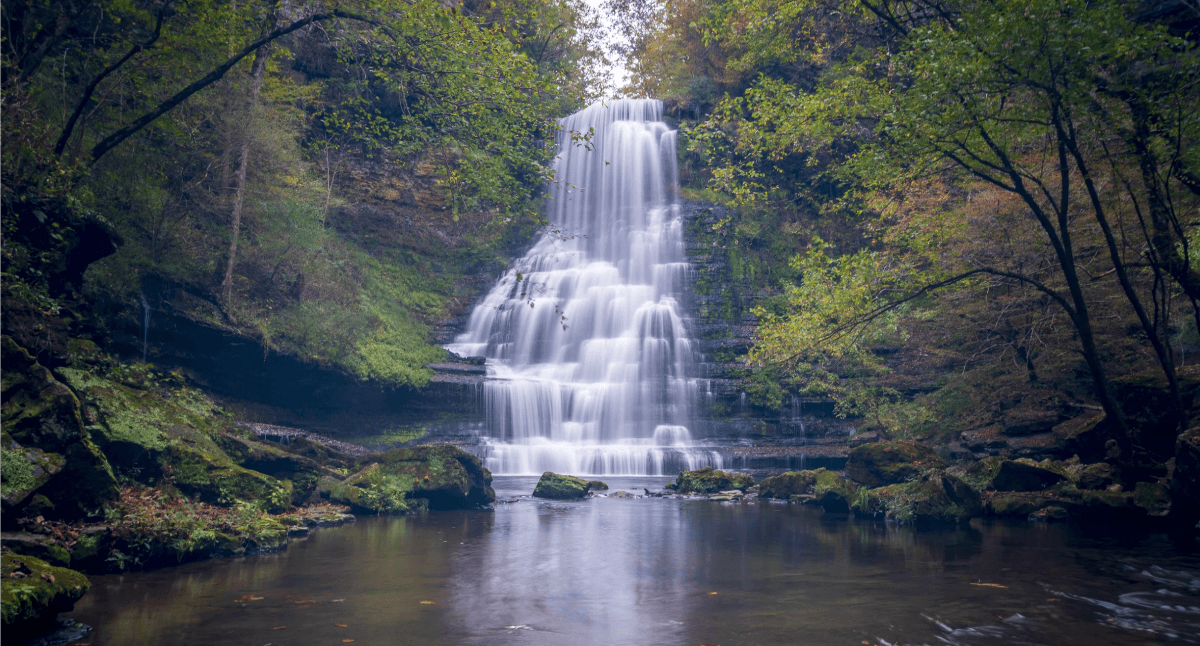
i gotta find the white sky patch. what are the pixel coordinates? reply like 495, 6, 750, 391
582, 0, 632, 97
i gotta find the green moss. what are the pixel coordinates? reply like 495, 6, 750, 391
846, 441, 946, 488
1, 554, 89, 629
1, 447, 38, 496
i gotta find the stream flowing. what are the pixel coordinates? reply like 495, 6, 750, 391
65, 478, 1200, 646
446, 100, 720, 476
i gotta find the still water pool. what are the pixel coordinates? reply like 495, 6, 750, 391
66, 476, 1200, 645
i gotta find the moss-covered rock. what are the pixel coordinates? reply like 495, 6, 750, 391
1172, 426, 1200, 521
532, 472, 590, 499
845, 441, 945, 488
862, 471, 981, 524
758, 471, 818, 499
1077, 462, 1119, 490
330, 446, 494, 513
212, 433, 342, 505
1, 553, 89, 635
1133, 482, 1172, 517
586, 480, 609, 490
758, 469, 858, 513
674, 467, 754, 494
988, 459, 1066, 492
56, 368, 292, 512
0, 339, 118, 520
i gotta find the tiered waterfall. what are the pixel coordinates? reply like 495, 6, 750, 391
447, 99, 722, 476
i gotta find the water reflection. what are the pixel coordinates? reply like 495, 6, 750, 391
67, 477, 1200, 646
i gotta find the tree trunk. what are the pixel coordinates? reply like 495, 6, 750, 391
220, 47, 268, 302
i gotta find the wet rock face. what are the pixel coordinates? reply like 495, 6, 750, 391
0, 553, 90, 637
675, 467, 755, 494
532, 473, 590, 500
845, 441, 945, 488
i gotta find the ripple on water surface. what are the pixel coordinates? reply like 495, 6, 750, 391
65, 476, 1200, 646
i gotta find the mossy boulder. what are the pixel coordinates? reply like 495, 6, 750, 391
758, 469, 858, 513
1171, 426, 1200, 520
758, 471, 819, 499
0, 339, 118, 520
586, 480, 609, 490
532, 472, 590, 500
674, 467, 754, 494
988, 459, 1066, 492
1133, 482, 1172, 517
1077, 462, 1119, 490
861, 471, 982, 524
846, 441, 945, 488
212, 433, 343, 505
331, 446, 494, 513
1, 553, 90, 636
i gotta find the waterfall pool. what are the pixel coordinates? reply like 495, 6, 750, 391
65, 476, 1200, 645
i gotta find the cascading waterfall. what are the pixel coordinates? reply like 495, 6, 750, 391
446, 99, 722, 476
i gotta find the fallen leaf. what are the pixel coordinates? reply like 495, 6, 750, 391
293, 599, 318, 604
969, 583, 1007, 588
40, 573, 55, 584
343, 640, 356, 643
272, 626, 287, 630
708, 592, 718, 595
334, 623, 348, 628
420, 600, 435, 605
247, 595, 263, 601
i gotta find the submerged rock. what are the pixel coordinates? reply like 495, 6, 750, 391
1, 553, 90, 638
532, 472, 590, 500
845, 441, 945, 488
674, 467, 754, 494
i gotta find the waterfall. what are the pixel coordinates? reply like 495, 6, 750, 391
446, 99, 723, 476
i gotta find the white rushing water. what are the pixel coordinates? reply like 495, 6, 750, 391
446, 99, 722, 476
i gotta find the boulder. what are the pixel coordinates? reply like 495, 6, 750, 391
1, 553, 90, 637
674, 467, 754, 494
586, 480, 609, 490
845, 441, 945, 488
331, 446, 495, 513
532, 472, 590, 500
758, 469, 857, 513
757, 471, 818, 499
1053, 412, 1113, 462
709, 490, 743, 502
1077, 462, 1119, 490
865, 471, 982, 524
1133, 482, 1172, 518
213, 433, 343, 505
989, 459, 1065, 492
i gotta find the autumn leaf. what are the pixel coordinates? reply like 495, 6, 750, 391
272, 626, 287, 630
420, 600, 435, 605
970, 583, 1007, 589
334, 623, 348, 628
